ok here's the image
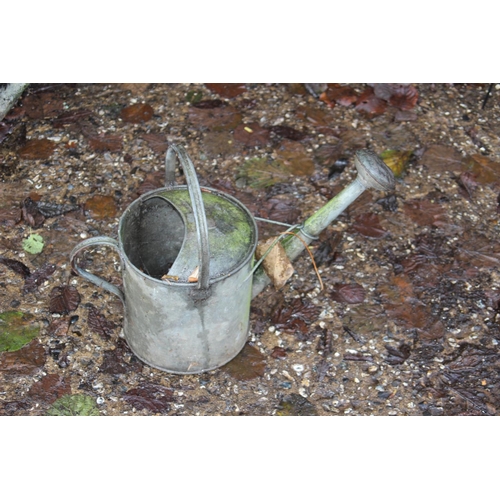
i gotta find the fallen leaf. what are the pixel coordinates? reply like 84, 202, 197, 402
255, 237, 294, 289
385, 343, 412, 365
352, 213, 388, 238
49, 285, 81, 314
28, 374, 71, 404
0, 311, 40, 352
237, 157, 289, 188
0, 256, 31, 278
22, 233, 45, 254
52, 109, 94, 128
0, 207, 22, 226
330, 283, 366, 304
355, 88, 387, 117
421, 145, 465, 174
35, 200, 80, 218
205, 83, 246, 98
388, 84, 419, 110
274, 140, 315, 176
380, 149, 412, 177
46, 394, 99, 416
87, 305, 116, 338
85, 194, 117, 219
120, 103, 154, 123
277, 394, 317, 416
322, 84, 358, 107
123, 383, 174, 412
233, 122, 270, 147
466, 154, 500, 185
48, 317, 70, 336
256, 197, 301, 224
0, 341, 45, 375
87, 134, 123, 152
296, 105, 331, 127
271, 346, 288, 359
137, 171, 165, 194
18, 139, 57, 160
99, 340, 143, 375
22, 197, 45, 228
140, 133, 168, 154
188, 105, 242, 131
121, 83, 151, 94
221, 343, 266, 380
403, 199, 447, 227
272, 298, 319, 334
192, 99, 223, 109
23, 262, 56, 293
268, 125, 307, 141
21, 92, 63, 119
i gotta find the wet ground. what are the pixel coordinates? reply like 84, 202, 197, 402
1, 83, 500, 416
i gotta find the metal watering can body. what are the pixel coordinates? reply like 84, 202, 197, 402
71, 145, 258, 374
70, 144, 395, 374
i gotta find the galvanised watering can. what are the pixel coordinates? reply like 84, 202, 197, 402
70, 144, 394, 374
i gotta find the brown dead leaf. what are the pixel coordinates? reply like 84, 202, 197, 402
351, 213, 388, 238
233, 122, 270, 147
466, 154, 500, 185
221, 344, 266, 381
323, 84, 358, 107
421, 145, 465, 174
18, 139, 57, 160
88, 134, 123, 152
296, 105, 331, 127
331, 283, 366, 304
27, 373, 71, 404
255, 237, 294, 289
121, 83, 151, 94
274, 140, 315, 176
355, 88, 387, 117
188, 105, 242, 131
49, 285, 81, 314
140, 133, 168, 154
403, 199, 447, 227
120, 103, 154, 123
85, 195, 117, 219
205, 83, 246, 98
0, 341, 46, 375
21, 92, 63, 119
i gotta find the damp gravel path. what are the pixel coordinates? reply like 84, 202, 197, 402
1, 83, 499, 416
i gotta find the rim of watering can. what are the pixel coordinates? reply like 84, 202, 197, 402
118, 185, 259, 286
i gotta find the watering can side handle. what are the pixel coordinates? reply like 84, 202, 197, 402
165, 144, 210, 290
70, 236, 125, 304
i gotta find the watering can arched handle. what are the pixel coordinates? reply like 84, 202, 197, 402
70, 236, 125, 304
165, 144, 210, 290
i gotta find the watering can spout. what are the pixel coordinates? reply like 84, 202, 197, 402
251, 149, 395, 298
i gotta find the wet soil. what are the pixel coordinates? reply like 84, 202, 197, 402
1, 83, 500, 416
